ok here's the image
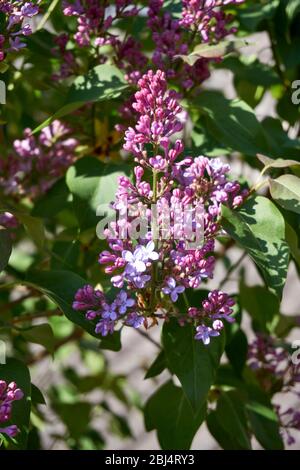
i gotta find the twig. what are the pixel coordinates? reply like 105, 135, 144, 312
1, 292, 36, 313
27, 328, 84, 365
135, 328, 161, 349
11, 309, 63, 324
219, 251, 247, 289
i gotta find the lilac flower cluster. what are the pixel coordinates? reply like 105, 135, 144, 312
0, 120, 78, 199
53, 1, 142, 80
73, 70, 246, 344
248, 334, 300, 445
0, 380, 24, 438
62, 0, 138, 48
73, 284, 143, 335
0, 1, 39, 62
180, 0, 244, 42
54, 0, 244, 92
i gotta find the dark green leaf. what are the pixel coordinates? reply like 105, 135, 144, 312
246, 401, 284, 450
144, 380, 206, 450
145, 350, 166, 379
33, 65, 129, 133
31, 383, 46, 405
15, 212, 45, 250
285, 221, 300, 268
162, 319, 225, 411
21, 323, 55, 354
53, 402, 92, 440
221, 196, 289, 298
239, 283, 280, 333
207, 391, 251, 450
274, 313, 300, 337
0, 229, 12, 273
226, 329, 248, 376
195, 92, 274, 157
32, 179, 71, 218
237, 0, 279, 31
66, 157, 130, 229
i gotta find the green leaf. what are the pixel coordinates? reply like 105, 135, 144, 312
194, 92, 273, 157
261, 118, 300, 160
273, 313, 300, 338
285, 222, 300, 268
246, 401, 284, 450
0, 359, 31, 449
1, 208, 45, 250
221, 56, 280, 87
99, 330, 122, 352
51, 240, 80, 271
15, 212, 45, 250
144, 380, 206, 450
53, 402, 92, 440
225, 329, 248, 376
207, 391, 251, 450
270, 175, 300, 215
237, 0, 280, 32
221, 196, 289, 298
33, 65, 129, 133
32, 179, 71, 218
162, 319, 225, 411
0, 229, 12, 273
31, 383, 46, 406
67, 64, 128, 103
145, 350, 166, 379
239, 283, 280, 333
257, 154, 300, 173
25, 270, 98, 337
286, 0, 300, 22
66, 157, 130, 229
21, 323, 55, 354
176, 40, 247, 65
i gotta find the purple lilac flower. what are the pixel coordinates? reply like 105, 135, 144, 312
195, 325, 220, 345
95, 319, 115, 336
162, 277, 185, 302
248, 334, 300, 446
115, 291, 135, 314
72, 285, 104, 311
0, 120, 78, 199
0, 212, 19, 229
0, 380, 24, 438
126, 312, 144, 328
0, 1, 39, 61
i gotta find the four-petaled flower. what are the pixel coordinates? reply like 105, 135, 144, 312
162, 277, 185, 302
195, 325, 220, 345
